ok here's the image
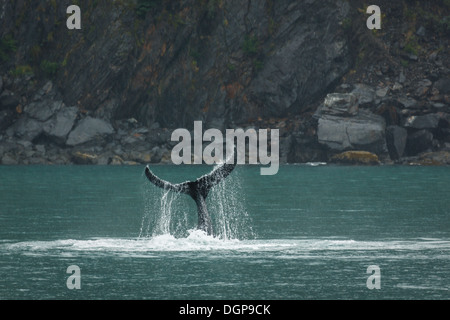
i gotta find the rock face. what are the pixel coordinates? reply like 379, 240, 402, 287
386, 126, 407, 160
0, 1, 449, 166
415, 151, 450, 165
0, 0, 352, 128
405, 130, 434, 156
316, 93, 359, 117
351, 84, 376, 107
0, 93, 19, 111
404, 114, 440, 130
316, 93, 386, 153
318, 112, 386, 153
43, 107, 78, 144
66, 117, 114, 146
6, 117, 44, 142
433, 78, 450, 95
24, 100, 63, 122
247, 0, 351, 118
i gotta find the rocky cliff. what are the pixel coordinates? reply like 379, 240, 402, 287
0, 0, 449, 165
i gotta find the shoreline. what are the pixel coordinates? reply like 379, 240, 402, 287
1, 152, 449, 167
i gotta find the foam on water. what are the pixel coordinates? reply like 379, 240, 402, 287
2, 232, 450, 259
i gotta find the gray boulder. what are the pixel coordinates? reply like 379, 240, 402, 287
1, 153, 18, 165
376, 87, 389, 98
316, 93, 358, 117
433, 78, 450, 95
397, 97, 419, 109
405, 130, 433, 156
0, 109, 16, 131
66, 117, 114, 146
318, 110, 386, 153
403, 114, 440, 130
386, 125, 407, 160
43, 107, 78, 144
0, 93, 19, 111
24, 100, 64, 122
6, 116, 44, 141
351, 84, 376, 106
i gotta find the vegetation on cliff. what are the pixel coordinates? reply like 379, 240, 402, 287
0, 0, 449, 165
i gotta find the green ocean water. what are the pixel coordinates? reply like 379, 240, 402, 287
0, 165, 449, 300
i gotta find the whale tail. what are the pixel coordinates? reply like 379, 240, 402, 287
144, 160, 236, 235
144, 166, 191, 195
144, 160, 236, 199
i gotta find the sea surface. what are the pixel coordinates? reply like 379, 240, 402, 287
0, 165, 449, 300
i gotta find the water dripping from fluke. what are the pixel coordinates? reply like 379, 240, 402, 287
141, 162, 254, 241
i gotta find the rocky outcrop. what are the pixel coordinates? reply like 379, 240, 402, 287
313, 72, 449, 163
43, 106, 78, 144
66, 117, 114, 146
405, 130, 434, 156
247, 1, 352, 118
330, 151, 380, 165
386, 125, 407, 160
0, 0, 353, 129
0, 93, 19, 111
317, 112, 387, 153
413, 151, 450, 166
316, 93, 359, 117
404, 114, 440, 130
0, 1, 449, 166
316, 93, 387, 154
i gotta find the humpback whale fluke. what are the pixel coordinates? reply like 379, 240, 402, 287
144, 160, 236, 236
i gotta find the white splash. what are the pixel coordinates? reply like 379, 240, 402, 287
139, 166, 254, 240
